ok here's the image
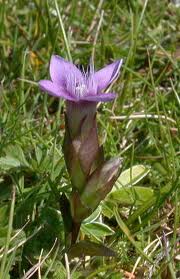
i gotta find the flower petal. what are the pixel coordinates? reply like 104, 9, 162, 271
93, 59, 123, 91
50, 55, 83, 85
39, 80, 76, 101
81, 93, 116, 102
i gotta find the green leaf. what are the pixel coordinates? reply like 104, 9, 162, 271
108, 186, 154, 206
68, 240, 116, 259
112, 165, 150, 191
83, 206, 101, 224
81, 222, 114, 240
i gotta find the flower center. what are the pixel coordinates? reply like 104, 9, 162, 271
66, 73, 87, 99
65, 63, 97, 100
75, 83, 86, 98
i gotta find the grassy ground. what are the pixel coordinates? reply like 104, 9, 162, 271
0, 0, 180, 278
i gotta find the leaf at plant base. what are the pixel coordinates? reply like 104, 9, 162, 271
68, 240, 116, 259
108, 186, 154, 206
83, 205, 101, 224
112, 165, 150, 191
81, 222, 114, 240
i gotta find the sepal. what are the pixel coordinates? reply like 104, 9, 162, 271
70, 191, 92, 223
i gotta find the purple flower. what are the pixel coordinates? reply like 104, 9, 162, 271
38, 55, 123, 238
39, 55, 123, 103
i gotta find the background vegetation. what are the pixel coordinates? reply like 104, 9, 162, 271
0, 0, 179, 278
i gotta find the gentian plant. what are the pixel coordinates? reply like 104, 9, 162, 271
39, 55, 123, 250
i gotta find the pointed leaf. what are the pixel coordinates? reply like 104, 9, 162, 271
113, 165, 150, 191
68, 240, 116, 259
83, 206, 101, 224
81, 222, 114, 240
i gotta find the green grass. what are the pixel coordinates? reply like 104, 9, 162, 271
0, 0, 179, 278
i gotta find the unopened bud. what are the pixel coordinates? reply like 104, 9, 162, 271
81, 157, 122, 211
